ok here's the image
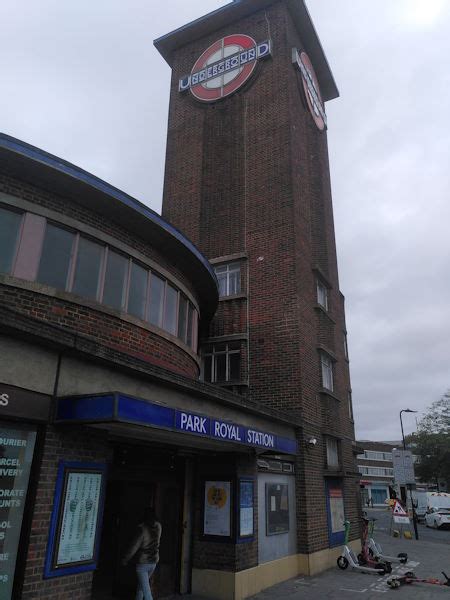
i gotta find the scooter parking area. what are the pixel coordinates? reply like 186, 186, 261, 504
248, 511, 450, 599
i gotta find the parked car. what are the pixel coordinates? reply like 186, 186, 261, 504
413, 490, 428, 522
424, 493, 450, 529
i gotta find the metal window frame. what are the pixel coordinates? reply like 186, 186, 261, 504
202, 343, 241, 383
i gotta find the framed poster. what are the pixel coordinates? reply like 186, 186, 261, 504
266, 482, 289, 535
239, 479, 254, 538
0, 422, 37, 600
44, 462, 107, 578
325, 479, 345, 546
203, 480, 231, 537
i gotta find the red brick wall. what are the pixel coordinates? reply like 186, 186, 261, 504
0, 283, 199, 378
161, 0, 359, 554
21, 426, 111, 600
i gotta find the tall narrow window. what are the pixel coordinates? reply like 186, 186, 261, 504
149, 274, 165, 327
320, 353, 334, 391
164, 284, 178, 335
348, 391, 354, 421
214, 262, 241, 297
326, 437, 340, 468
102, 250, 128, 310
72, 237, 104, 300
202, 342, 241, 383
178, 294, 188, 342
127, 261, 148, 320
186, 303, 194, 348
37, 223, 75, 290
0, 206, 22, 274
317, 279, 328, 310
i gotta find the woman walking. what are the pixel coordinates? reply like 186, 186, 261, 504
122, 508, 162, 600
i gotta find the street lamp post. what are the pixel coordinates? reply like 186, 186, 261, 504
399, 409, 419, 540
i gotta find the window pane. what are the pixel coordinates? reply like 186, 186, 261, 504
102, 250, 128, 310
186, 304, 194, 347
215, 354, 226, 382
321, 355, 333, 390
72, 237, 103, 300
228, 268, 240, 295
128, 262, 148, 320
164, 284, 178, 335
0, 207, 22, 274
317, 281, 327, 309
178, 295, 188, 341
37, 223, 74, 289
216, 271, 227, 296
229, 351, 240, 380
149, 274, 164, 327
327, 438, 339, 467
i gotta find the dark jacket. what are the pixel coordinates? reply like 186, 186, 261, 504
122, 521, 162, 565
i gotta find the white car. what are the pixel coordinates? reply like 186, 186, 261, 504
425, 506, 450, 529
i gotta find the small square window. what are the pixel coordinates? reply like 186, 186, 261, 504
317, 280, 328, 310
320, 353, 334, 391
201, 342, 241, 383
214, 262, 241, 297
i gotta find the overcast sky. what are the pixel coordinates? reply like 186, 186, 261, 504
1, 0, 449, 440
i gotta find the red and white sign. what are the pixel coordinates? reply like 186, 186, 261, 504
179, 35, 271, 102
392, 501, 407, 516
292, 48, 327, 130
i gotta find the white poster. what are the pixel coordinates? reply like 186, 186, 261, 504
329, 488, 345, 533
56, 472, 102, 565
204, 481, 231, 536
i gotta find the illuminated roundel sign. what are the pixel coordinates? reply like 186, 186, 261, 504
179, 35, 271, 102
292, 48, 327, 131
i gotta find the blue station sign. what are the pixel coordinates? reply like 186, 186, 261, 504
56, 393, 297, 455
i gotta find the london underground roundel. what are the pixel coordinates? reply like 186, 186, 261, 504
292, 48, 327, 131
179, 35, 271, 102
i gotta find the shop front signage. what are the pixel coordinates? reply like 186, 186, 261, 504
292, 48, 327, 130
56, 393, 297, 454
0, 385, 51, 422
0, 422, 37, 600
179, 34, 271, 102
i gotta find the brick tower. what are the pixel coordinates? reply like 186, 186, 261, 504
155, 0, 359, 578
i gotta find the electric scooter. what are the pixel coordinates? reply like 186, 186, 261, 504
387, 571, 450, 589
367, 518, 408, 565
337, 520, 391, 575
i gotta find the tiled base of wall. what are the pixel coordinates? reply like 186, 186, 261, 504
192, 539, 361, 600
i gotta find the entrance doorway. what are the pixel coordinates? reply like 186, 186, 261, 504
92, 444, 186, 599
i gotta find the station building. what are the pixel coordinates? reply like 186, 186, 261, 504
0, 1, 359, 599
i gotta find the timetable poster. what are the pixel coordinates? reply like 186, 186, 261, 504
56, 471, 103, 566
239, 480, 254, 537
204, 481, 231, 536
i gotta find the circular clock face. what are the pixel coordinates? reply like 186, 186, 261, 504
189, 34, 259, 102
298, 51, 326, 131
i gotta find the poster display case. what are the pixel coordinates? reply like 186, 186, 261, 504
203, 480, 231, 537
44, 462, 106, 578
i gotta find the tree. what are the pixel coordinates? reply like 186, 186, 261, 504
406, 392, 450, 490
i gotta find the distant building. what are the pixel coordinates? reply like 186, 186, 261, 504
356, 440, 444, 507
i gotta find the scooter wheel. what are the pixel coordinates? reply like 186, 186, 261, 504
385, 562, 392, 574
387, 579, 395, 588
337, 556, 349, 570
405, 571, 415, 579
357, 553, 366, 565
